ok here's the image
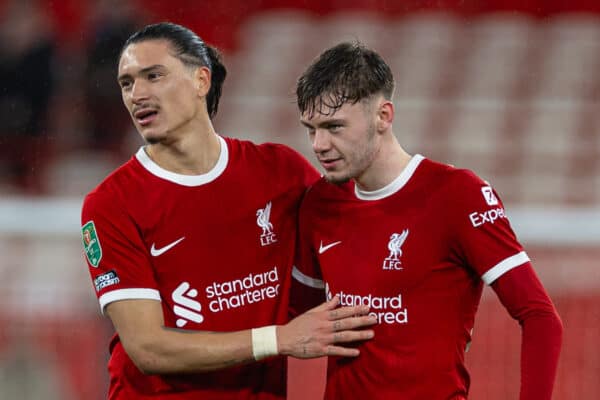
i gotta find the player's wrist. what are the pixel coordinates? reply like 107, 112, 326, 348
251, 325, 279, 360
274, 324, 291, 356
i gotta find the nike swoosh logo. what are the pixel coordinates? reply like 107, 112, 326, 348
151, 237, 185, 256
319, 240, 342, 254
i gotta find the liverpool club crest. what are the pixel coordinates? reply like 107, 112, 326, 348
383, 229, 409, 270
256, 201, 277, 246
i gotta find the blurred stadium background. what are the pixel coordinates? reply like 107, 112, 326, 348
0, 0, 599, 399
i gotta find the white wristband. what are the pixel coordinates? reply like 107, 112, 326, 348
251, 325, 278, 360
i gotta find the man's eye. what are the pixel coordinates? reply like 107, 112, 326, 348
119, 81, 131, 89
148, 72, 161, 80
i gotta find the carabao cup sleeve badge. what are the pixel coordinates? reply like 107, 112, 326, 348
82, 221, 103, 268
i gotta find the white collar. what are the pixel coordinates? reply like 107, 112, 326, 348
354, 154, 425, 201
135, 135, 228, 186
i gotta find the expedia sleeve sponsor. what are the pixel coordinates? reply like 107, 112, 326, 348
468, 207, 507, 227
94, 270, 120, 292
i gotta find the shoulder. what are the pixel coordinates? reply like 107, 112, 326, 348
425, 160, 502, 211
303, 177, 353, 206
83, 157, 139, 212
224, 136, 319, 182
224, 136, 306, 163
259, 142, 307, 165
419, 158, 490, 194
252, 140, 312, 167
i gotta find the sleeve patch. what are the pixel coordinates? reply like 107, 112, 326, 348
82, 220, 102, 267
94, 270, 120, 292
481, 185, 499, 206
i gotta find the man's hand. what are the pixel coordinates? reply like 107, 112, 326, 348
277, 295, 377, 358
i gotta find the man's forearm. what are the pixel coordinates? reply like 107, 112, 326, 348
519, 309, 563, 400
108, 296, 376, 375
128, 328, 257, 374
491, 264, 563, 400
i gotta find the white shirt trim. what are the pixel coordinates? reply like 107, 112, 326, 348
135, 135, 228, 186
99, 288, 161, 314
355, 154, 425, 200
481, 251, 530, 285
292, 266, 325, 289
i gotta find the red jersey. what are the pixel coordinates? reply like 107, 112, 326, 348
294, 155, 530, 400
81, 136, 319, 399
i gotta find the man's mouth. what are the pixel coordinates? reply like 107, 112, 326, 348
133, 108, 159, 126
319, 158, 341, 170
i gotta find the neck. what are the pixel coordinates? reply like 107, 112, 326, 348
355, 133, 412, 192
145, 117, 221, 175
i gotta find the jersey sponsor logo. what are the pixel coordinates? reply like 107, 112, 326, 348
170, 267, 282, 325
383, 229, 409, 270
82, 220, 102, 268
94, 270, 120, 292
150, 237, 185, 257
318, 240, 342, 254
326, 283, 408, 325
481, 186, 498, 206
205, 266, 280, 313
469, 207, 506, 227
256, 201, 277, 246
172, 281, 204, 328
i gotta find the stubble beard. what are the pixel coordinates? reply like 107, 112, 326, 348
145, 136, 161, 145
325, 122, 377, 186
324, 172, 351, 185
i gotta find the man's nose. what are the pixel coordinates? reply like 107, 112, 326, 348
312, 129, 331, 153
131, 80, 150, 103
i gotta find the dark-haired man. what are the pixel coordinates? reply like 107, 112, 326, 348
291, 41, 563, 400
81, 24, 376, 399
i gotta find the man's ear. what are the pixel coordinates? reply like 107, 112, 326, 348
376, 99, 394, 133
195, 66, 211, 97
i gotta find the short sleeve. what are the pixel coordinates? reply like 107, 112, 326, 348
289, 193, 326, 315
81, 190, 160, 313
292, 192, 325, 289
447, 170, 530, 285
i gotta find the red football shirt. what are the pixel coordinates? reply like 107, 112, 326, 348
81, 136, 319, 399
294, 155, 530, 400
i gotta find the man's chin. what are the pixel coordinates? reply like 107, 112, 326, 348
324, 173, 350, 185
142, 131, 167, 145
145, 137, 162, 145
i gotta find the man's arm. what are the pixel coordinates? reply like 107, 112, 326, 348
106, 295, 376, 375
491, 264, 563, 400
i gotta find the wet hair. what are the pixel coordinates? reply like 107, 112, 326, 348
121, 22, 227, 119
296, 41, 395, 118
